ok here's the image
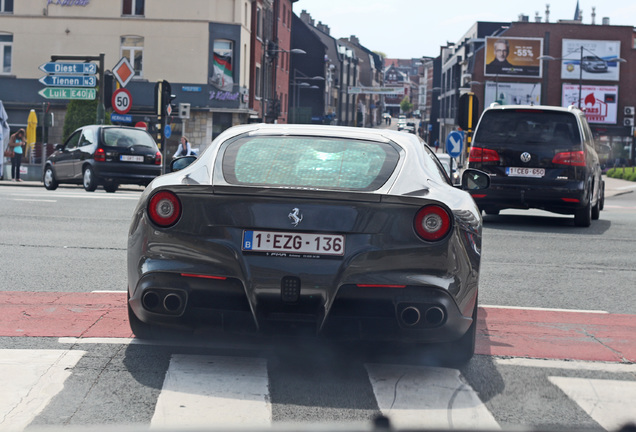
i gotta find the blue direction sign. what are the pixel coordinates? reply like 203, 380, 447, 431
39, 62, 97, 75
111, 113, 133, 124
39, 75, 97, 87
446, 131, 464, 158
164, 125, 172, 139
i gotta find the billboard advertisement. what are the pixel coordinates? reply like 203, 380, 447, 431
485, 82, 541, 106
484, 37, 543, 78
561, 84, 618, 124
560, 39, 622, 81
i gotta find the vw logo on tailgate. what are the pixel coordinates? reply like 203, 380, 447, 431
520, 152, 532, 163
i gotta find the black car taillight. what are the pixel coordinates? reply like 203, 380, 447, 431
154, 151, 162, 165
148, 191, 181, 227
468, 147, 500, 164
553, 151, 585, 166
94, 147, 106, 162
413, 205, 452, 242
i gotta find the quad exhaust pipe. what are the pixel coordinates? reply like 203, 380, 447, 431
399, 305, 446, 327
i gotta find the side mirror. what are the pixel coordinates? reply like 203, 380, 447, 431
170, 155, 197, 173
55, 144, 64, 151
460, 169, 490, 191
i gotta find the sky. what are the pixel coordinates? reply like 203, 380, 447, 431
291, 0, 636, 59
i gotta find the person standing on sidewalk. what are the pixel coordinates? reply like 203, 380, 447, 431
9, 128, 26, 182
173, 136, 196, 159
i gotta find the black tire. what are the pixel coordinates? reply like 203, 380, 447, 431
104, 183, 119, 193
599, 181, 605, 211
43, 166, 58, 190
591, 199, 600, 220
83, 166, 97, 192
574, 199, 592, 227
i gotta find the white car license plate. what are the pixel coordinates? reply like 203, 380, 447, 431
120, 155, 144, 162
242, 230, 345, 256
506, 167, 545, 177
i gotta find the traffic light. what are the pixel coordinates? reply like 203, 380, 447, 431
267, 40, 279, 59
457, 92, 479, 132
160, 80, 176, 117
154, 80, 163, 116
103, 72, 114, 110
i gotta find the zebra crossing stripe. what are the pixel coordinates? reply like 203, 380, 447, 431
0, 350, 85, 430
365, 363, 500, 430
151, 355, 271, 428
549, 377, 636, 431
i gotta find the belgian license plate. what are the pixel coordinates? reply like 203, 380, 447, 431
506, 167, 545, 177
120, 155, 144, 162
242, 230, 345, 256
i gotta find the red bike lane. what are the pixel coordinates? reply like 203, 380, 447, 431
1, 291, 634, 362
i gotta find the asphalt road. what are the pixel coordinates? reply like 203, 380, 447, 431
1, 179, 636, 431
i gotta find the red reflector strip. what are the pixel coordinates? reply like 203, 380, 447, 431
561, 198, 580, 203
471, 194, 487, 198
180, 273, 227, 280
356, 284, 406, 288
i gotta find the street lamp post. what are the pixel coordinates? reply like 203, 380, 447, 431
291, 69, 324, 124
261, 42, 306, 122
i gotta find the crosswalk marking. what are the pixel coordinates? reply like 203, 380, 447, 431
0, 349, 85, 430
1, 347, 635, 430
151, 355, 271, 428
549, 377, 636, 431
365, 364, 500, 430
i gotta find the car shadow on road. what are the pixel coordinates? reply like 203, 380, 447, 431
482, 213, 611, 235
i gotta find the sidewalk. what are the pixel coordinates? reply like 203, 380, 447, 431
0, 177, 145, 192
1, 174, 634, 197
602, 175, 636, 198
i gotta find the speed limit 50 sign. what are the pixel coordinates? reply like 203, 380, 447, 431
112, 88, 132, 114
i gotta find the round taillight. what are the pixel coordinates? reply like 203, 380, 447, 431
414, 205, 452, 241
148, 191, 181, 227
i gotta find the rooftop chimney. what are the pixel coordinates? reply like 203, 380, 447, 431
316, 21, 330, 35
545, 4, 550, 23
602, 17, 610, 25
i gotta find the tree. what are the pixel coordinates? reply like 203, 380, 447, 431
400, 96, 413, 115
62, 99, 110, 141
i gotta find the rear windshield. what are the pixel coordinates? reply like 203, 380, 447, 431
474, 110, 581, 147
222, 136, 400, 191
102, 128, 157, 149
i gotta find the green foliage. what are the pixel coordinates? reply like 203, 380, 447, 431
62, 100, 110, 142
606, 166, 636, 181
400, 96, 413, 115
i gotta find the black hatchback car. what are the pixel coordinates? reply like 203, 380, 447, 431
43, 125, 162, 192
467, 104, 604, 227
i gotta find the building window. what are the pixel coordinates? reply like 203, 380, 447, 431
0, 33, 12, 74
256, 7, 262, 39
255, 65, 262, 98
122, 0, 144, 16
1, 0, 13, 13
120, 36, 144, 78
210, 39, 234, 91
